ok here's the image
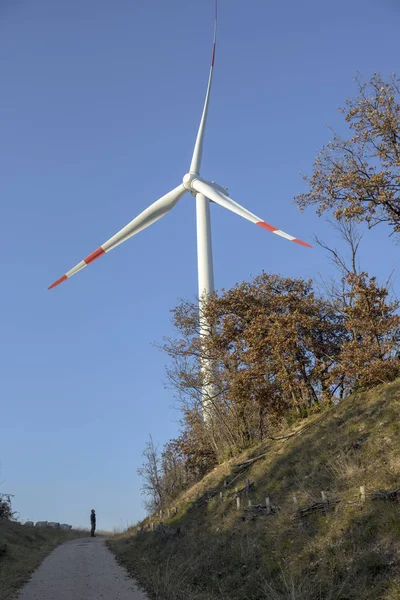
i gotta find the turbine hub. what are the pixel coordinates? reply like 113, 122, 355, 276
182, 172, 198, 191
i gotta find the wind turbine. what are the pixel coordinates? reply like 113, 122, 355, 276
49, 1, 311, 416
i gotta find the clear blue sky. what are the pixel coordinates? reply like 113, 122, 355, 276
1, 0, 399, 530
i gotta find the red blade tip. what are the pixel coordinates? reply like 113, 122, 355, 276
293, 238, 312, 248
48, 275, 67, 290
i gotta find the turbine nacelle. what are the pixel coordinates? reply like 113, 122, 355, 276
210, 181, 229, 197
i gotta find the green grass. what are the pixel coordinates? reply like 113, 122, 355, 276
0, 521, 86, 600
109, 379, 400, 600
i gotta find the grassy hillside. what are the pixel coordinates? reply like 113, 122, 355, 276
0, 521, 86, 600
109, 379, 400, 600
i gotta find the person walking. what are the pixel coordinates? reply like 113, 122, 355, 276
90, 509, 96, 537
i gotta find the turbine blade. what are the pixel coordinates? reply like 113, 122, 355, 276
189, 0, 218, 174
48, 184, 187, 289
192, 178, 311, 248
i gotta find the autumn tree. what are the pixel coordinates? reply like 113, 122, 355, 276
329, 272, 400, 391
316, 220, 400, 392
296, 74, 400, 234
204, 274, 344, 417
162, 273, 345, 459
159, 440, 187, 505
161, 427, 217, 506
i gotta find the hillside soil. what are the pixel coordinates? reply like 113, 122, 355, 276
109, 380, 400, 600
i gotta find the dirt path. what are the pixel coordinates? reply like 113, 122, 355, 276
17, 536, 148, 600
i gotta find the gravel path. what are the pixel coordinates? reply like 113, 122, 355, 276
17, 536, 148, 600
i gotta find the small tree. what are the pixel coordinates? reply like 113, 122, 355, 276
316, 220, 400, 392
331, 272, 400, 391
0, 493, 14, 521
137, 436, 163, 513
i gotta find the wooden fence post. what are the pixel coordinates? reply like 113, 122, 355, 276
248, 499, 252, 507
360, 485, 366, 503
266, 497, 271, 515
220, 491, 223, 499
293, 496, 299, 510
321, 491, 328, 515
236, 496, 241, 510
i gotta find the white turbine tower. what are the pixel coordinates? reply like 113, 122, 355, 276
49, 1, 311, 417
